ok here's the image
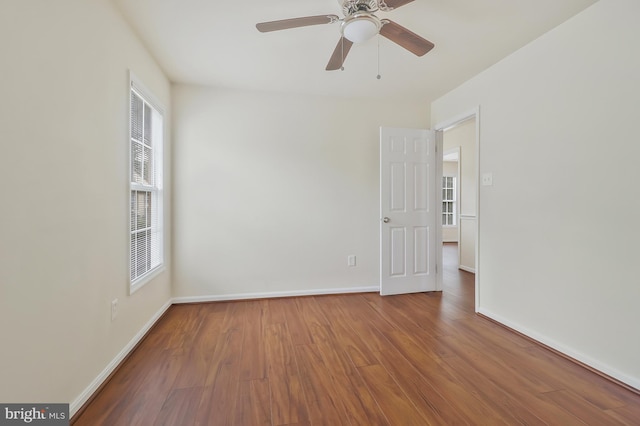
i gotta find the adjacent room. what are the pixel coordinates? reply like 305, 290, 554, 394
1, 0, 639, 423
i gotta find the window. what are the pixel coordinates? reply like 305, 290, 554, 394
442, 176, 456, 226
130, 77, 164, 292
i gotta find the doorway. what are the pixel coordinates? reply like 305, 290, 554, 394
435, 108, 480, 311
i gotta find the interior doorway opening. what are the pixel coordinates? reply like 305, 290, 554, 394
441, 117, 476, 274
435, 107, 480, 311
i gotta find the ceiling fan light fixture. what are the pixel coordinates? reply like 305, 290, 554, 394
256, 1, 435, 71
342, 14, 380, 43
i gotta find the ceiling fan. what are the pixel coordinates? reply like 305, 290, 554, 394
256, 0, 434, 71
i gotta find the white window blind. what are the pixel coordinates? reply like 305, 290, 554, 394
130, 79, 163, 290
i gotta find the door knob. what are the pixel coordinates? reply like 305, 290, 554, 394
382, 217, 390, 223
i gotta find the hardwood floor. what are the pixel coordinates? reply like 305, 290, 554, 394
73, 244, 640, 425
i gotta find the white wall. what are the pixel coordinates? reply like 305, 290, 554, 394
172, 85, 429, 299
442, 161, 458, 177
432, 0, 640, 389
0, 0, 172, 412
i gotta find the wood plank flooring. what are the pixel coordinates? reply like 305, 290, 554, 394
73, 244, 640, 425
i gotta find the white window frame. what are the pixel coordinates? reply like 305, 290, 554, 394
129, 73, 165, 294
442, 176, 456, 227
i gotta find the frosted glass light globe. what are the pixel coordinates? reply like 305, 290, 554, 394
343, 18, 379, 43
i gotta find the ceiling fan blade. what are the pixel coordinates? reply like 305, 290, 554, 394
326, 37, 354, 71
379, 20, 434, 57
256, 15, 339, 33
382, 0, 416, 10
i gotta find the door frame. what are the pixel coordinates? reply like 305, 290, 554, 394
434, 106, 480, 312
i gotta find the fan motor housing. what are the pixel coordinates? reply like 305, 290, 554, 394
340, 0, 379, 16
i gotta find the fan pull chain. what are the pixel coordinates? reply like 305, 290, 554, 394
341, 37, 345, 71
377, 34, 381, 79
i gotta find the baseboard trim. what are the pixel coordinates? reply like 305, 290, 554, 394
477, 308, 640, 394
172, 286, 380, 304
70, 286, 379, 421
70, 300, 173, 420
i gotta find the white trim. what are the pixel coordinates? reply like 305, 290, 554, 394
70, 300, 172, 416
441, 175, 456, 226
130, 265, 166, 295
129, 71, 166, 114
458, 265, 476, 274
128, 71, 165, 295
435, 108, 477, 132
435, 106, 480, 312
70, 285, 375, 417
478, 308, 640, 392
172, 286, 380, 304
435, 130, 444, 292
443, 146, 461, 230
70, 287, 639, 419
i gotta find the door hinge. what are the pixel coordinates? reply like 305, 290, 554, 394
436, 264, 438, 274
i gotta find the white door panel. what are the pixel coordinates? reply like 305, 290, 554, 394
380, 127, 437, 295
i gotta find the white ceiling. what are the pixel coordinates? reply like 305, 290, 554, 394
112, 0, 598, 102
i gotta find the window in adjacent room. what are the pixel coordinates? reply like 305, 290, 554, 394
442, 176, 456, 226
129, 76, 164, 292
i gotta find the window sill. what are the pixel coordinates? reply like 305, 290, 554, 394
130, 265, 166, 295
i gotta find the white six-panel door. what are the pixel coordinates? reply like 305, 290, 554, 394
380, 127, 437, 295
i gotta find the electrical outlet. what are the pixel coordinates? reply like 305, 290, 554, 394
347, 255, 356, 267
111, 298, 118, 321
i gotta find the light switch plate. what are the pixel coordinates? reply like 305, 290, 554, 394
482, 173, 493, 186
